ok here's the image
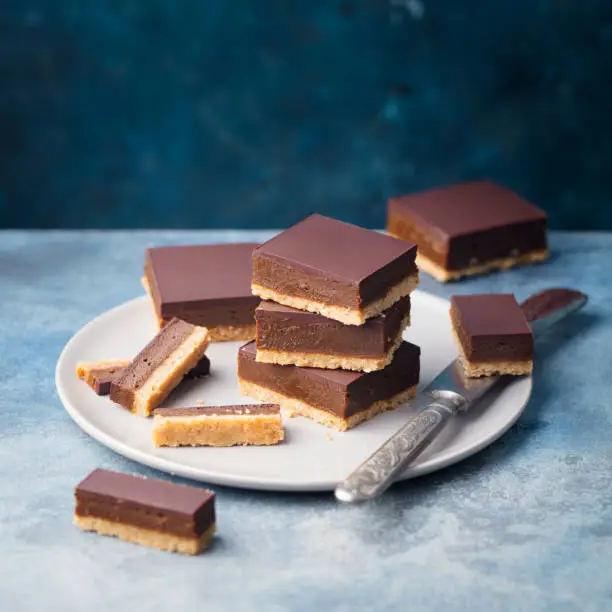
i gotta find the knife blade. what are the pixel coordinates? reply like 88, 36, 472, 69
334, 288, 588, 503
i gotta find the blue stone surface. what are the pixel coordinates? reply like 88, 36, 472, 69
1, 2, 612, 229
1, 230, 611, 611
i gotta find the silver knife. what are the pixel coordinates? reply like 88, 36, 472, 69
335, 288, 588, 503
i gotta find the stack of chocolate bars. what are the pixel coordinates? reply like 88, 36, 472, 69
237, 214, 422, 431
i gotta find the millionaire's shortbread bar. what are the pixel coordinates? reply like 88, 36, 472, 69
252, 214, 418, 326
74, 468, 216, 555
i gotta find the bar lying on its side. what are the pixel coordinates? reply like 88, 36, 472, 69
77, 355, 210, 396
76, 360, 130, 395
153, 404, 284, 447
110, 318, 210, 417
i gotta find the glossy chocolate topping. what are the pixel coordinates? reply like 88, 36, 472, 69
238, 340, 420, 418
255, 295, 411, 357
154, 404, 280, 418
390, 181, 546, 238
451, 294, 533, 362
253, 214, 417, 307
110, 318, 195, 408
452, 294, 531, 336
146, 243, 260, 325
388, 181, 547, 270
75, 468, 215, 538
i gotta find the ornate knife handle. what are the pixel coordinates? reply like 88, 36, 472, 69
335, 393, 461, 503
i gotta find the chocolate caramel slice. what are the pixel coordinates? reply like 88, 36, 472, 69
76, 360, 130, 395
450, 294, 533, 377
152, 404, 284, 447
238, 340, 420, 431
110, 318, 210, 417
74, 468, 215, 555
252, 214, 418, 326
77, 356, 210, 396
388, 181, 548, 282
144, 243, 259, 341
255, 296, 411, 372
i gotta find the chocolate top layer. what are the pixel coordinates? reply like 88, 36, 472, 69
154, 404, 280, 417
113, 318, 195, 393
451, 294, 531, 337
76, 468, 215, 518
389, 181, 546, 241
146, 243, 260, 311
254, 215, 416, 299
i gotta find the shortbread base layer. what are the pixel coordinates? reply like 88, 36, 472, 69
74, 514, 216, 555
251, 273, 418, 326
130, 327, 210, 417
415, 249, 549, 282
238, 379, 417, 431
142, 276, 255, 341
254, 348, 392, 373
153, 413, 284, 447
452, 327, 533, 378
206, 324, 256, 342
460, 357, 534, 378
255, 312, 410, 372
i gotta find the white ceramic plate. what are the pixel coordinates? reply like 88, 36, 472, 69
56, 292, 532, 492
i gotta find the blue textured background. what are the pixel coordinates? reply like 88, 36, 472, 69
1, 1, 611, 229
1, 230, 611, 610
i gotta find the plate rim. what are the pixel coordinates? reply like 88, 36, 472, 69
55, 292, 531, 492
